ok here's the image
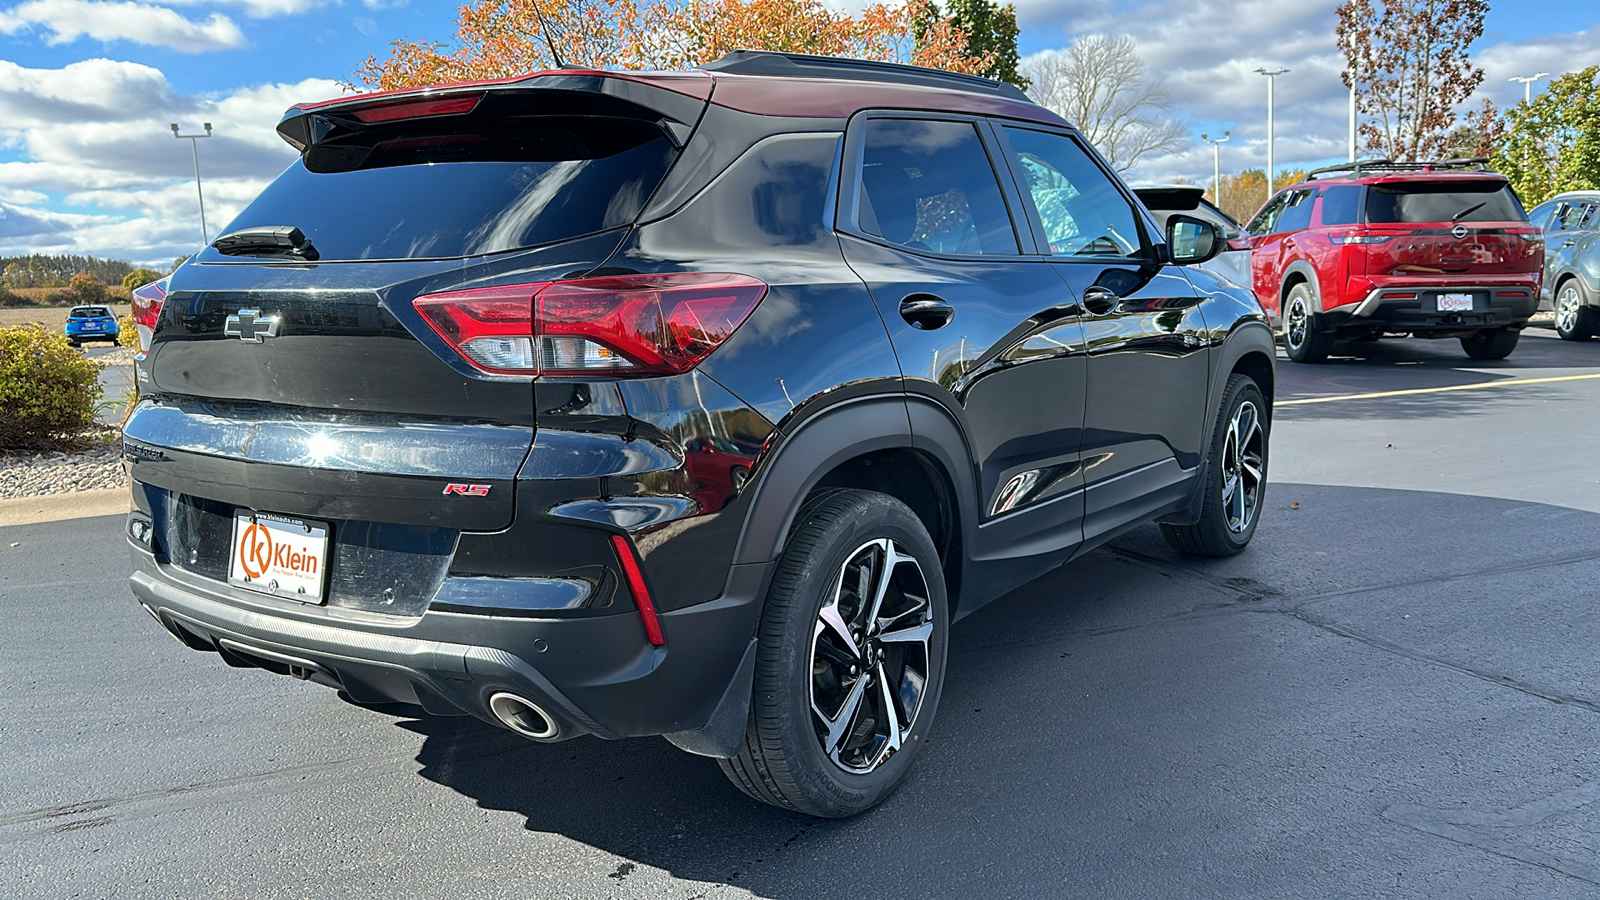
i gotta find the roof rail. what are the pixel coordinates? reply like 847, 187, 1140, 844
1306, 157, 1493, 180
699, 50, 1030, 103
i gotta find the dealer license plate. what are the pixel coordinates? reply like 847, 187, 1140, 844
1437, 293, 1474, 312
228, 511, 329, 602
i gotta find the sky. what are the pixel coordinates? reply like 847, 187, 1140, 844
0, 0, 1597, 265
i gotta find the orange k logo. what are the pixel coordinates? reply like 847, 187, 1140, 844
239, 522, 273, 579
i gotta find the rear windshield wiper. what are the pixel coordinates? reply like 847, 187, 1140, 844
1451, 202, 1487, 222
212, 225, 320, 260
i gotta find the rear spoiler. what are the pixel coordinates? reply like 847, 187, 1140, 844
276, 71, 713, 153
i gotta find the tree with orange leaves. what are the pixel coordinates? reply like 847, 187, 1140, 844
353, 0, 995, 92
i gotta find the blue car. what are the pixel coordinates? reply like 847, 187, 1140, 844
64, 305, 120, 346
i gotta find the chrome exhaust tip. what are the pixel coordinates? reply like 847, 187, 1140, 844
487, 692, 560, 741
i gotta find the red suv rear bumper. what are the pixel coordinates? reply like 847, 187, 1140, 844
1322, 281, 1538, 334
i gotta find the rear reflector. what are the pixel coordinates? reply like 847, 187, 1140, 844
413, 273, 768, 377
350, 94, 482, 124
609, 533, 664, 646
1385, 292, 1418, 300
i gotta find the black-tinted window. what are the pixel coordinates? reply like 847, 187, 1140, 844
1553, 201, 1596, 232
1247, 193, 1290, 235
1003, 127, 1144, 258
1364, 181, 1527, 224
1319, 186, 1363, 225
858, 119, 1018, 255
1274, 189, 1315, 233
69, 307, 112, 318
218, 116, 677, 261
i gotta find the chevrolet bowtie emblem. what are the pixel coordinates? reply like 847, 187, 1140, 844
224, 309, 281, 342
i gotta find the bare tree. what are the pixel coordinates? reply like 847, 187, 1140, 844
1020, 35, 1188, 172
1337, 0, 1488, 162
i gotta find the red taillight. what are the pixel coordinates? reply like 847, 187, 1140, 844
412, 273, 768, 377
349, 94, 482, 124
129, 277, 168, 352
610, 533, 664, 646
1226, 237, 1252, 252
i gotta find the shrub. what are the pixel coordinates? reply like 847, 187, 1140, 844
68, 273, 109, 305
0, 286, 32, 308
0, 324, 103, 452
116, 315, 139, 350
122, 268, 163, 292
42, 289, 74, 307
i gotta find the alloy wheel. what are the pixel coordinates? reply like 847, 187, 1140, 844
1284, 298, 1309, 350
1220, 400, 1265, 534
808, 538, 934, 774
1556, 285, 1582, 334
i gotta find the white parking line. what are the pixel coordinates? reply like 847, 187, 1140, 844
1277, 372, 1600, 406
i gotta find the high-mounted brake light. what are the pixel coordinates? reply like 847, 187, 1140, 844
413, 273, 768, 377
129, 277, 168, 353
349, 94, 482, 124
610, 533, 664, 646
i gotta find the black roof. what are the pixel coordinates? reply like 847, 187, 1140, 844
699, 50, 1030, 103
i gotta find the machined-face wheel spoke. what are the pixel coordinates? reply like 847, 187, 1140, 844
1222, 400, 1265, 534
808, 537, 934, 774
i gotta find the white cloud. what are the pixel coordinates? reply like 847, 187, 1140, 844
0, 0, 245, 51
166, 0, 325, 19
0, 58, 340, 263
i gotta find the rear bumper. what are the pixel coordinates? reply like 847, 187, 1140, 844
128, 541, 766, 744
1323, 286, 1537, 333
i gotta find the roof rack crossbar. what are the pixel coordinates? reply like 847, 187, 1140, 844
1306, 157, 1492, 180
698, 50, 1030, 102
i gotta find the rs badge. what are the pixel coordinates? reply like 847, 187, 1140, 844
443, 483, 491, 496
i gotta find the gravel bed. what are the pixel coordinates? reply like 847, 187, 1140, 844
0, 443, 128, 499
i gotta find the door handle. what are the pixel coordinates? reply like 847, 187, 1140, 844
900, 294, 954, 330
1083, 285, 1121, 316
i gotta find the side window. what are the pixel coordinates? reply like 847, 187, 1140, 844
1274, 189, 1315, 233
1319, 185, 1363, 226
1247, 193, 1290, 235
1000, 126, 1145, 259
1581, 203, 1598, 231
857, 118, 1019, 256
1553, 202, 1593, 232
1528, 201, 1557, 233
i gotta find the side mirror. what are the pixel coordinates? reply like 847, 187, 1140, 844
1166, 215, 1222, 266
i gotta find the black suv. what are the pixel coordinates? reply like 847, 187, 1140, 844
124, 52, 1275, 817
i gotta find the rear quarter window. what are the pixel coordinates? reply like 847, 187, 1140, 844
1318, 186, 1363, 226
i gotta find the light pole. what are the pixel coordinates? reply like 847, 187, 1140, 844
171, 122, 213, 245
1201, 131, 1230, 207
1509, 72, 1548, 105
1255, 67, 1289, 195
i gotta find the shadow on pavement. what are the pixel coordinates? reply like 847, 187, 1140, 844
395, 484, 1600, 898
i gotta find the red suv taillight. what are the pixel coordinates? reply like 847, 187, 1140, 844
129, 277, 168, 352
413, 273, 768, 377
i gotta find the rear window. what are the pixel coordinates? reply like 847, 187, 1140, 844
1365, 181, 1526, 224
217, 115, 677, 261
70, 307, 111, 318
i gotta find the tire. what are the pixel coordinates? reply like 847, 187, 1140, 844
1553, 279, 1597, 341
1160, 374, 1268, 557
1280, 284, 1334, 363
1460, 327, 1520, 360
719, 489, 948, 817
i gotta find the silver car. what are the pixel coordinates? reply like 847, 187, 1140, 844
1528, 191, 1600, 341
1132, 183, 1252, 287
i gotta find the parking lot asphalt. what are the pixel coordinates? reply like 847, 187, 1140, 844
3, 328, 1599, 899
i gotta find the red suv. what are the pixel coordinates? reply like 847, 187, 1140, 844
1247, 159, 1542, 362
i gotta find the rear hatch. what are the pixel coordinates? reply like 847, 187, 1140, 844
126, 77, 706, 593
1350, 177, 1541, 281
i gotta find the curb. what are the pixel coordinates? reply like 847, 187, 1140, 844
0, 488, 129, 528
